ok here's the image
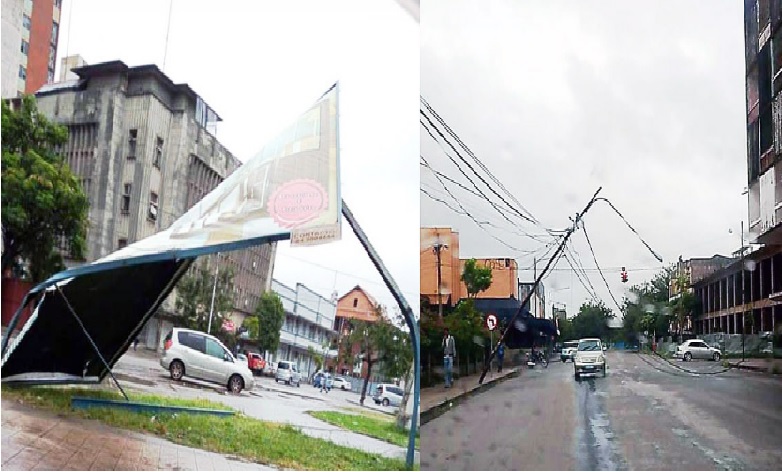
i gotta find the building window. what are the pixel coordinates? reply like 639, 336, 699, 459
51, 22, 59, 46
118, 238, 128, 249
54, 0, 62, 8
153, 137, 163, 168
22, 15, 30, 30
18, 66, 26, 80
121, 183, 132, 214
20, 40, 29, 55
128, 129, 137, 159
148, 192, 158, 222
47, 69, 54, 83
353, 298, 358, 308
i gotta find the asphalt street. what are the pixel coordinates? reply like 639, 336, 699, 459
420, 350, 782, 470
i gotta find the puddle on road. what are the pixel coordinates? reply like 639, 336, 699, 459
575, 378, 626, 471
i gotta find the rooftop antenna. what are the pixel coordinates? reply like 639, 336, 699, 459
162, 0, 173, 72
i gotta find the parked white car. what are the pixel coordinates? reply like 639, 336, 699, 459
160, 328, 254, 393
574, 338, 607, 380
675, 339, 722, 362
274, 360, 302, 387
373, 383, 404, 407
332, 376, 352, 391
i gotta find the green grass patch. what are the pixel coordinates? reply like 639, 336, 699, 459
309, 410, 419, 449
2, 386, 413, 470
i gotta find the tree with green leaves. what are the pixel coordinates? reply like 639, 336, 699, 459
461, 258, 493, 298
1, 96, 89, 283
571, 300, 614, 340
175, 260, 235, 336
307, 345, 324, 372
254, 291, 286, 355
241, 315, 260, 339
669, 272, 700, 343
338, 309, 413, 405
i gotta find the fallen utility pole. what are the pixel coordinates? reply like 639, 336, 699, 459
478, 187, 602, 385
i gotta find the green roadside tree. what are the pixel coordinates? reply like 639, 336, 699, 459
254, 291, 286, 356
571, 300, 613, 340
338, 310, 413, 406
1, 96, 89, 283
461, 259, 493, 298
174, 260, 235, 335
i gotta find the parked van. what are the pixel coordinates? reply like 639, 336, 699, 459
275, 360, 302, 387
160, 328, 254, 393
373, 383, 404, 407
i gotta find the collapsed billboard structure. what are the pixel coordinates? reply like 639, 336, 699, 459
1, 84, 342, 384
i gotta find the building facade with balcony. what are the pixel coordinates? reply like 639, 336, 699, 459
271, 279, 338, 380
26, 60, 276, 351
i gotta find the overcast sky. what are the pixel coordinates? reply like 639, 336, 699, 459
421, 0, 747, 319
58, 0, 419, 318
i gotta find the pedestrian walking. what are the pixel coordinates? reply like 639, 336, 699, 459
497, 342, 505, 373
442, 327, 456, 388
133, 338, 139, 351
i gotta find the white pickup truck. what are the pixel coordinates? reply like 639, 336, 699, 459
560, 340, 579, 363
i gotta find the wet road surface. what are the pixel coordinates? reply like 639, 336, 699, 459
420, 351, 782, 470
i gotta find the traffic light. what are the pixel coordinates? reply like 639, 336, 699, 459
621, 266, 628, 283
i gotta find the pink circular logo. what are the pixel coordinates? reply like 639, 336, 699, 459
267, 179, 328, 229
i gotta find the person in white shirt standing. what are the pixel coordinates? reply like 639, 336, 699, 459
442, 328, 456, 388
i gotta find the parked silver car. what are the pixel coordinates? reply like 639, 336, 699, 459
675, 339, 722, 362
373, 383, 403, 407
274, 360, 301, 387
160, 328, 254, 393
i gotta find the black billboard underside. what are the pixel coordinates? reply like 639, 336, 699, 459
472, 298, 558, 349
1, 258, 192, 382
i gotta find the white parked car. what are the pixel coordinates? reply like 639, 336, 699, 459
373, 383, 404, 407
675, 339, 722, 362
160, 328, 254, 393
274, 360, 302, 387
574, 338, 607, 380
332, 376, 352, 391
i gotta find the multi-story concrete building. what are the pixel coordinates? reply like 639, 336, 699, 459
1, 0, 62, 98
272, 279, 338, 380
692, 2, 782, 336
31, 60, 277, 350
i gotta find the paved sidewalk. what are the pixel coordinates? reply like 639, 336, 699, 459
1, 400, 274, 471
728, 358, 782, 373
420, 366, 520, 424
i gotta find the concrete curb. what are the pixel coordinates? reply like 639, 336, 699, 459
420, 369, 521, 426
727, 362, 777, 374
345, 398, 396, 416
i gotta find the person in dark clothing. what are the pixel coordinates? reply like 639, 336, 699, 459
497, 342, 505, 372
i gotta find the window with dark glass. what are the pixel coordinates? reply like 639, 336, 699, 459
118, 238, 128, 249
128, 129, 137, 159
121, 183, 132, 214
20, 40, 29, 55
148, 192, 158, 222
153, 137, 163, 168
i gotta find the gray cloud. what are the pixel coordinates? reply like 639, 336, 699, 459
421, 0, 747, 315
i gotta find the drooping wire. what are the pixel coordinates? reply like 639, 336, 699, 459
420, 109, 539, 228
581, 221, 623, 313
421, 96, 541, 227
596, 197, 663, 263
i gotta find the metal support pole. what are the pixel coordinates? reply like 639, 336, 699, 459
207, 255, 219, 335
55, 285, 129, 401
342, 201, 419, 469
741, 220, 747, 362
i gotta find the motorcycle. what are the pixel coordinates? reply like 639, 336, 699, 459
526, 350, 549, 369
